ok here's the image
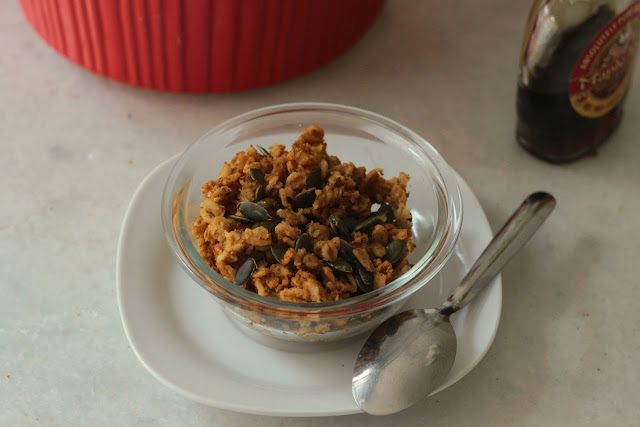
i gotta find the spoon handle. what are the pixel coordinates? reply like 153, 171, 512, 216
438, 191, 556, 315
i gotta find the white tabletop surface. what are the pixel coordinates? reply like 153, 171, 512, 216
2, 0, 639, 425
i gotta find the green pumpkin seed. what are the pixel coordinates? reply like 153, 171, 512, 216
256, 197, 277, 210
270, 244, 288, 264
238, 202, 272, 222
257, 145, 272, 158
339, 239, 359, 265
255, 184, 265, 201
291, 189, 316, 210
294, 233, 312, 252
353, 216, 381, 233
234, 258, 256, 286
327, 258, 353, 273
253, 218, 280, 231
342, 217, 359, 232
354, 274, 365, 293
384, 239, 404, 264
355, 269, 373, 294
249, 168, 265, 183
230, 214, 255, 225
376, 204, 395, 223
358, 265, 374, 291
329, 214, 350, 238
305, 168, 322, 188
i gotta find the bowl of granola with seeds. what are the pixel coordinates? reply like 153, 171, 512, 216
162, 103, 462, 343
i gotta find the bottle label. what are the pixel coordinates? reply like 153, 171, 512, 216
569, 1, 640, 118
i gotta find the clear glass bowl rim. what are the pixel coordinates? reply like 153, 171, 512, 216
161, 102, 463, 317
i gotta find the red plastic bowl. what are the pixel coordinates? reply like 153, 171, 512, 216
19, 0, 385, 93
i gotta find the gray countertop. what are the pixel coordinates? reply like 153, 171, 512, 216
2, 0, 639, 425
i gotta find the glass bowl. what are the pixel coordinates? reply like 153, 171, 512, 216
161, 103, 462, 344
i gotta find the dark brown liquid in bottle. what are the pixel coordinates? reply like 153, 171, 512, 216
516, 6, 623, 163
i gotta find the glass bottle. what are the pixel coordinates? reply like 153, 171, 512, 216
516, 0, 640, 163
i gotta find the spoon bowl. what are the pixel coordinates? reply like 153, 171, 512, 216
353, 310, 456, 415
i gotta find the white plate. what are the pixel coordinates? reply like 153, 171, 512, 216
116, 155, 502, 417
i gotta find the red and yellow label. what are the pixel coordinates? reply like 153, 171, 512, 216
569, 1, 640, 118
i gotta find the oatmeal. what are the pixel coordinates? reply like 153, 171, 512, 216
193, 126, 415, 302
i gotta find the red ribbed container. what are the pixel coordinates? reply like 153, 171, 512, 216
18, 0, 385, 93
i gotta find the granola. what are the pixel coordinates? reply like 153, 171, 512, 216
193, 126, 415, 302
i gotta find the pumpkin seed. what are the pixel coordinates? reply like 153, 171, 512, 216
327, 258, 353, 273
238, 202, 272, 222
358, 265, 374, 291
339, 239, 359, 265
291, 189, 316, 210
257, 145, 272, 158
230, 214, 254, 225
249, 168, 264, 183
294, 233, 312, 252
384, 239, 404, 264
270, 244, 288, 264
256, 197, 277, 210
305, 168, 322, 188
255, 184, 265, 201
329, 214, 350, 238
355, 269, 373, 294
354, 274, 365, 293
376, 203, 395, 223
234, 258, 256, 286
253, 218, 280, 231
342, 217, 359, 232
353, 216, 381, 233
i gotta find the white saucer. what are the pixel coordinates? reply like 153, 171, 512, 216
116, 155, 502, 417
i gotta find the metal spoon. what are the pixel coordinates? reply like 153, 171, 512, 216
352, 192, 556, 415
